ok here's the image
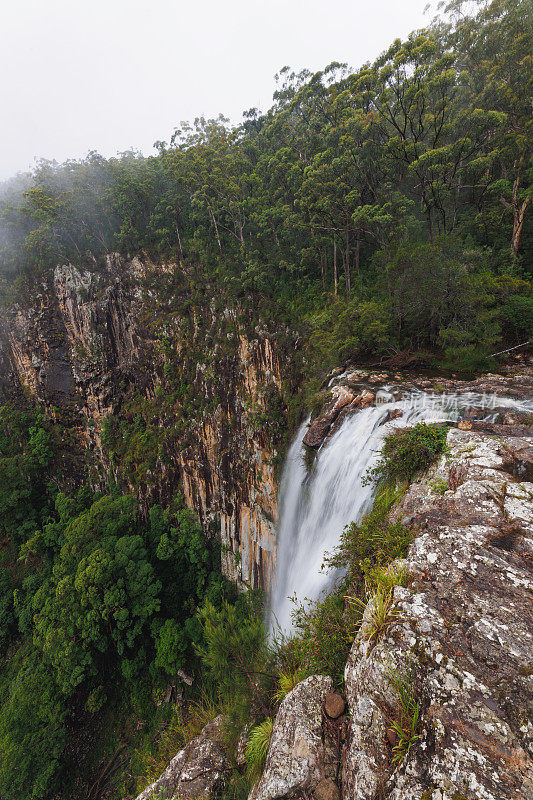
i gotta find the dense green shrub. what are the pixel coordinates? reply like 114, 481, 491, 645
32, 495, 162, 693
291, 585, 361, 685
0, 568, 15, 652
365, 423, 449, 486
499, 294, 533, 338
326, 486, 411, 584
308, 298, 395, 369
0, 403, 54, 544
197, 593, 268, 709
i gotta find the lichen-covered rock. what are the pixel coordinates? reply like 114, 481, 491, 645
134, 715, 230, 800
250, 675, 333, 800
343, 428, 533, 800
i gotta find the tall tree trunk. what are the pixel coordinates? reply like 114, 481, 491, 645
355, 230, 360, 276
236, 217, 244, 245
508, 175, 530, 256
344, 227, 351, 297
175, 223, 183, 259
511, 195, 530, 256
426, 208, 434, 244
209, 207, 222, 252
333, 238, 338, 298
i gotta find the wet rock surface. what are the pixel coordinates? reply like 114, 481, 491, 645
134, 715, 230, 800
343, 427, 533, 800
308, 362, 533, 448
250, 675, 333, 800
314, 777, 341, 800
303, 387, 355, 448
303, 387, 376, 449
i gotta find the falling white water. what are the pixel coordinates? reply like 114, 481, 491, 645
269, 389, 533, 634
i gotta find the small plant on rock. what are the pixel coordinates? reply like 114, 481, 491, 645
347, 586, 398, 644
367, 561, 409, 594
430, 478, 448, 495
245, 718, 274, 783
386, 665, 420, 765
273, 667, 306, 705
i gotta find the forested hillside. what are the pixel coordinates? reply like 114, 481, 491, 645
0, 1, 531, 799
2, 0, 531, 372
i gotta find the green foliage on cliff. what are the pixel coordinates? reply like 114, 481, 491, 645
0, 649, 68, 800
365, 422, 449, 485
1, 0, 531, 371
0, 402, 54, 543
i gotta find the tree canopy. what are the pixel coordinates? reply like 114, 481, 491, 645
1, 0, 531, 369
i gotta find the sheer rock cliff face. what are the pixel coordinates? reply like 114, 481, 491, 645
0, 256, 288, 588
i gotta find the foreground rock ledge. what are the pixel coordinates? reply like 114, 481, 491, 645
134, 715, 230, 800
250, 675, 333, 800
343, 427, 533, 800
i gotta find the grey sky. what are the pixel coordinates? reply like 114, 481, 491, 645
0, 0, 431, 180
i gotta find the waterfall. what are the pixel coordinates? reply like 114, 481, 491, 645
269, 389, 533, 634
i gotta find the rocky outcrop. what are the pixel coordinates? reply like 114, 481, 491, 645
134, 715, 230, 800
303, 387, 374, 449
250, 676, 333, 800
326, 365, 533, 404
0, 256, 293, 588
343, 427, 533, 800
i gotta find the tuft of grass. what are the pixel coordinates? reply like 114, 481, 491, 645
273, 667, 306, 705
386, 665, 420, 765
430, 478, 448, 495
366, 561, 410, 594
365, 422, 449, 486
347, 586, 398, 644
245, 718, 273, 783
